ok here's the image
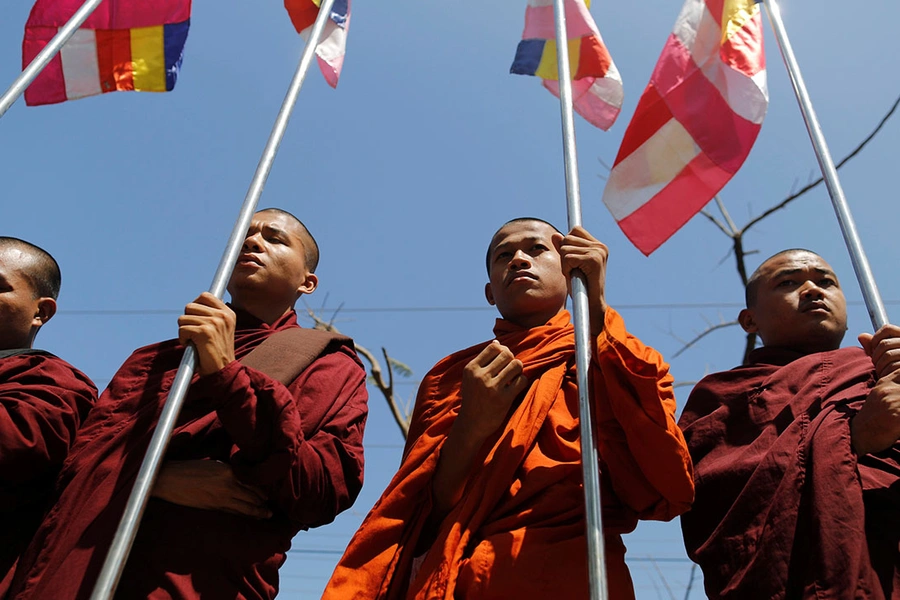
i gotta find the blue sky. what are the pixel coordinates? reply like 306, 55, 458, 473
1, 0, 898, 597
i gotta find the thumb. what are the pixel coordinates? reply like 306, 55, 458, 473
858, 332, 874, 357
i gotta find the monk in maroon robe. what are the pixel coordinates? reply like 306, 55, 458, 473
680, 249, 900, 599
0, 237, 97, 592
4, 209, 368, 600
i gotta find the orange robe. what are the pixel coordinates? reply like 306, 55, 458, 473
324, 308, 693, 599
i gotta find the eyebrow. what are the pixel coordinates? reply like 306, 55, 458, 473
492, 236, 546, 254
772, 267, 836, 279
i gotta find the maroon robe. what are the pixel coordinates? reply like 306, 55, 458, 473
680, 346, 900, 599
5, 309, 368, 600
0, 352, 97, 590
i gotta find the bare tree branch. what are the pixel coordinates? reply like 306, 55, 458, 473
700, 209, 732, 237
743, 93, 900, 233
672, 320, 740, 359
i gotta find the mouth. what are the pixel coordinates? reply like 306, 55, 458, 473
236, 254, 263, 268
801, 301, 830, 314
506, 272, 537, 286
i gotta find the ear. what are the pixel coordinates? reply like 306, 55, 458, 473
484, 282, 495, 306
738, 308, 757, 334
296, 273, 318, 296
33, 297, 57, 328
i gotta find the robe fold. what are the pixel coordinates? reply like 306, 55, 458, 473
324, 308, 693, 599
0, 352, 97, 591
679, 346, 900, 599
5, 309, 368, 600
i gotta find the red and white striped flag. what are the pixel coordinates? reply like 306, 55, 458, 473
602, 0, 767, 255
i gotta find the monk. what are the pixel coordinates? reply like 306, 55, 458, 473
5, 209, 369, 600
0, 238, 97, 592
680, 249, 900, 599
323, 218, 694, 599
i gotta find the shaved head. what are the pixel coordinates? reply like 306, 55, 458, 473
486, 217, 562, 274
257, 208, 319, 273
0, 237, 61, 299
745, 248, 815, 308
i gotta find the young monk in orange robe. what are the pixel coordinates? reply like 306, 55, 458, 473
323, 219, 694, 599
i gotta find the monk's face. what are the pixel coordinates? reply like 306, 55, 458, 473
0, 246, 47, 350
485, 220, 568, 328
739, 251, 848, 353
227, 211, 317, 307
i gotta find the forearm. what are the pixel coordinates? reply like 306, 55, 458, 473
592, 308, 694, 517
210, 353, 368, 527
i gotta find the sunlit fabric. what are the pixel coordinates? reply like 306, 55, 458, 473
22, 0, 191, 106
602, 0, 767, 255
510, 0, 623, 130
284, 0, 351, 88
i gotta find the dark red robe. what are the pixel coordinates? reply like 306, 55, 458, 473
0, 352, 97, 590
5, 309, 368, 600
680, 346, 900, 599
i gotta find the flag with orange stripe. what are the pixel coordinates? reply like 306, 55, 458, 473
601, 0, 768, 254
22, 0, 191, 106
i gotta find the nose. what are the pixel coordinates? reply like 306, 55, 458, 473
510, 249, 531, 269
242, 231, 263, 252
800, 281, 824, 299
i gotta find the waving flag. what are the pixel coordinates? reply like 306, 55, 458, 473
511, 0, 623, 131
284, 0, 351, 88
23, 0, 191, 107
602, 0, 768, 255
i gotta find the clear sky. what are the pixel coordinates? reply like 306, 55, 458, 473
2, 0, 898, 597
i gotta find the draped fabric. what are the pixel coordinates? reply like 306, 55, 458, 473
0, 352, 96, 591
680, 346, 900, 599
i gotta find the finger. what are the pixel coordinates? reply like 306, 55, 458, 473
472, 341, 504, 368
859, 333, 874, 356
484, 347, 517, 378
875, 351, 900, 378
507, 373, 529, 397
193, 292, 227, 309
551, 232, 565, 254
495, 358, 524, 387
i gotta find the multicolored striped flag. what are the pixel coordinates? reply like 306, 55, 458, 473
284, 0, 351, 88
510, 0, 623, 131
602, 0, 768, 255
23, 0, 191, 107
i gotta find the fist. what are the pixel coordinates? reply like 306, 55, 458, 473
178, 292, 237, 376
458, 341, 529, 442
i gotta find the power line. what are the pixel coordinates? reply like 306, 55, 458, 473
55, 299, 900, 317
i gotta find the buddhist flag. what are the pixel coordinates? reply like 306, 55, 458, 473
510, 0, 623, 131
602, 0, 768, 255
23, 0, 191, 107
284, 0, 351, 88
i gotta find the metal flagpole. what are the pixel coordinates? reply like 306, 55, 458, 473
0, 0, 105, 118
88, 0, 339, 597
762, 0, 889, 329
551, 0, 608, 598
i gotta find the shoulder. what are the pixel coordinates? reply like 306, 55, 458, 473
0, 350, 97, 395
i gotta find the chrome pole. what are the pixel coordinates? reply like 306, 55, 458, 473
552, 0, 607, 598
763, 0, 889, 329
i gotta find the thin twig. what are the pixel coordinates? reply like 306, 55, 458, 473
672, 320, 739, 358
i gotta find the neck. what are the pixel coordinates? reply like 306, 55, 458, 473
230, 298, 294, 325
503, 307, 564, 330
